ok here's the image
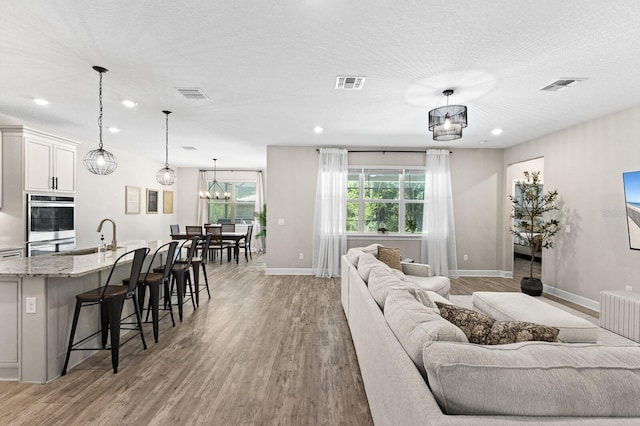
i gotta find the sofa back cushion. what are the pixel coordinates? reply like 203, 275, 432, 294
357, 253, 382, 283
368, 266, 415, 309
423, 341, 640, 417
346, 248, 365, 267
385, 289, 468, 376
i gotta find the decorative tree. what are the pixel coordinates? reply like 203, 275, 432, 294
509, 171, 560, 295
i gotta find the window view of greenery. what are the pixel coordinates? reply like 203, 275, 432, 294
347, 169, 425, 234
207, 181, 256, 224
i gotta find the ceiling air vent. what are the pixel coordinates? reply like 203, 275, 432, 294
181, 146, 197, 151
540, 78, 587, 92
335, 75, 366, 90
176, 87, 210, 100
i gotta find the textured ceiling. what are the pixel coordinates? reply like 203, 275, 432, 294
1, 1, 640, 169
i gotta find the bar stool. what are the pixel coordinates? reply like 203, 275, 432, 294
124, 241, 178, 343
62, 247, 149, 375
191, 234, 212, 307
156, 236, 198, 322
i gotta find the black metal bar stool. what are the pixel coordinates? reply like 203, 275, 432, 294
191, 234, 212, 307
124, 241, 178, 343
62, 247, 149, 375
155, 236, 198, 322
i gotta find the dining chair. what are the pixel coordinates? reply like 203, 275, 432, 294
221, 223, 235, 233
170, 224, 180, 235
62, 247, 149, 375
206, 226, 232, 264
185, 225, 203, 237
238, 224, 253, 261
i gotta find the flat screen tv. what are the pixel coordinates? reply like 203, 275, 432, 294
623, 171, 640, 250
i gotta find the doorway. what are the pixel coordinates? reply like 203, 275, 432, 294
506, 157, 544, 279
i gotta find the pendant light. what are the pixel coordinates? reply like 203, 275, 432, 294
428, 89, 468, 141
83, 66, 117, 175
212, 158, 230, 201
156, 110, 177, 185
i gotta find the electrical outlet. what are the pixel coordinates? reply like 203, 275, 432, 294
463, 254, 468, 261
299, 252, 304, 260
565, 224, 571, 233
26, 297, 36, 314
626, 285, 633, 292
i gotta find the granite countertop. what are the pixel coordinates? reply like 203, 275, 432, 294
0, 240, 172, 278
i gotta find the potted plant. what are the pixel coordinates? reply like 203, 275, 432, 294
255, 204, 267, 252
406, 216, 417, 233
509, 171, 560, 296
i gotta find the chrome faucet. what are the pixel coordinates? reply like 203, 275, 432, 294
96, 218, 117, 251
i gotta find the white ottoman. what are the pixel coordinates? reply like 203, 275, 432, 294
472, 292, 598, 343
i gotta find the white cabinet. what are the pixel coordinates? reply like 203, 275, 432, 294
24, 133, 77, 193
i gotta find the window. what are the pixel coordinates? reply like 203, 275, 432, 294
206, 181, 256, 224
347, 168, 425, 234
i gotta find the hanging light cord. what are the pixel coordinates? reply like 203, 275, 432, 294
98, 71, 104, 150
165, 112, 169, 167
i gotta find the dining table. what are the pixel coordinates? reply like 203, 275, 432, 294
171, 231, 246, 264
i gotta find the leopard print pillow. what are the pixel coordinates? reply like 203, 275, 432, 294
435, 302, 495, 344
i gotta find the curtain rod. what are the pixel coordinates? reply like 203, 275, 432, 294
199, 169, 263, 173
315, 149, 452, 154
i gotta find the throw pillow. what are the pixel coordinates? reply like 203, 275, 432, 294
378, 246, 402, 270
435, 302, 495, 344
486, 321, 559, 345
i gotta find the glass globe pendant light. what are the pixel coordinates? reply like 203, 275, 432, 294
83, 66, 117, 175
156, 110, 177, 185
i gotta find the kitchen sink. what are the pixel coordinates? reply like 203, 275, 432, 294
54, 247, 99, 256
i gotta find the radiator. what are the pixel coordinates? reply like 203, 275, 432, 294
600, 291, 640, 343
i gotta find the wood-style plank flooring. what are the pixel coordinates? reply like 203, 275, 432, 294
0, 255, 590, 425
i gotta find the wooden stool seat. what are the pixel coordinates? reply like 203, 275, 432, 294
75, 285, 130, 301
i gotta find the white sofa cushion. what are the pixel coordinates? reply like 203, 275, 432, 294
356, 253, 382, 283
385, 289, 468, 376
423, 341, 640, 417
346, 248, 365, 267
472, 291, 598, 343
368, 266, 416, 309
403, 275, 450, 299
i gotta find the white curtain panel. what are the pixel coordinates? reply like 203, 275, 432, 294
423, 149, 458, 277
197, 171, 208, 226
254, 171, 265, 252
312, 148, 348, 278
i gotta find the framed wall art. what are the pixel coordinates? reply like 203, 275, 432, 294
163, 190, 174, 214
147, 189, 158, 214
125, 186, 141, 214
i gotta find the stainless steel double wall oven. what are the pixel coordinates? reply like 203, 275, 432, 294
26, 194, 76, 256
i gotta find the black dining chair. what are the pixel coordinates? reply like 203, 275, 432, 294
206, 226, 233, 264
238, 224, 253, 261
62, 247, 149, 375
170, 224, 180, 235
185, 225, 203, 237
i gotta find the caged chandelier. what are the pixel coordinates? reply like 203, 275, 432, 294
428, 89, 468, 141
156, 110, 177, 185
211, 158, 230, 201
84, 66, 117, 175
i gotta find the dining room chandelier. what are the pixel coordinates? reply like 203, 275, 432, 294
212, 158, 230, 201
156, 110, 177, 185
428, 89, 468, 141
83, 66, 118, 175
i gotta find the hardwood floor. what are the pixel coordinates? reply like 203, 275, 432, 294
0, 255, 372, 426
0, 255, 594, 425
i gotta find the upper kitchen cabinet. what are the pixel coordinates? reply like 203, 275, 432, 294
2, 126, 78, 194
25, 137, 76, 193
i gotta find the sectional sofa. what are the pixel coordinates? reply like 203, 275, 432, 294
341, 245, 640, 425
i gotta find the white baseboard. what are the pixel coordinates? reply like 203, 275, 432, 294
543, 283, 600, 312
265, 268, 315, 276
453, 270, 513, 278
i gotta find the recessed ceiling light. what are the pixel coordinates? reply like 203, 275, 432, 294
121, 100, 138, 108
314, 126, 324, 134
491, 128, 503, 135
479, 140, 488, 144
33, 98, 49, 106
107, 127, 119, 133
181, 146, 197, 151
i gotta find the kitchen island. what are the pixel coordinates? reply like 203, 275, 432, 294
0, 240, 171, 383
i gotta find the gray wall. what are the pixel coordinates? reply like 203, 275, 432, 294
266, 147, 506, 274
504, 105, 640, 302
